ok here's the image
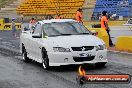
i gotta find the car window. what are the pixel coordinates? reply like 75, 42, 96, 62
43, 22, 90, 37
33, 22, 42, 34
23, 24, 29, 31
44, 24, 61, 36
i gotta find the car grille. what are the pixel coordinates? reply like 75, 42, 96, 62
73, 56, 95, 62
71, 46, 94, 51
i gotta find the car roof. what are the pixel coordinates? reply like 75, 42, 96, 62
39, 19, 75, 24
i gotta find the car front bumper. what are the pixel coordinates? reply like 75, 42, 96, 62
48, 50, 108, 66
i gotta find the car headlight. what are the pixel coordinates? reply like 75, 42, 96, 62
53, 47, 71, 52
95, 44, 106, 51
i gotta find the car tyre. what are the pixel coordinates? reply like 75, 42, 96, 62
42, 48, 50, 70
95, 62, 107, 68
22, 46, 31, 63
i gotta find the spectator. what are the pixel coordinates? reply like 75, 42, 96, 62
45, 15, 54, 20
75, 8, 83, 23
101, 11, 113, 46
112, 13, 117, 20
97, 13, 100, 20
107, 14, 111, 20
55, 14, 62, 19
91, 14, 95, 21
29, 18, 36, 25
29, 18, 36, 30
12, 18, 16, 37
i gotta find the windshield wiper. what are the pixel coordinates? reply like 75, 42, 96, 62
78, 33, 90, 35
49, 33, 89, 37
48, 35, 61, 37
48, 34, 72, 37
60, 34, 72, 36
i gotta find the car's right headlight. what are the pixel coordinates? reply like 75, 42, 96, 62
95, 44, 106, 51
53, 47, 71, 52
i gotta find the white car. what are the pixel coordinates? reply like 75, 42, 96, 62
123, 18, 132, 26
20, 19, 108, 70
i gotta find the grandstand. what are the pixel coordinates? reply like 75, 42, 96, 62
16, 0, 84, 19
1, 0, 132, 21
0, 0, 96, 20
93, 0, 132, 17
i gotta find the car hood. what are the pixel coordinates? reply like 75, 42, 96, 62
43, 35, 104, 47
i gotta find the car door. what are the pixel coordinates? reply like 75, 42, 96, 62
30, 22, 43, 62
20, 23, 33, 55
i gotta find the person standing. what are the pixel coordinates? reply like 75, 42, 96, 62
45, 15, 54, 20
29, 18, 36, 30
12, 18, 16, 37
55, 14, 62, 19
101, 11, 113, 46
75, 8, 83, 23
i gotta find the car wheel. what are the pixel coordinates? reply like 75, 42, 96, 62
22, 46, 31, 63
42, 48, 49, 70
95, 62, 107, 67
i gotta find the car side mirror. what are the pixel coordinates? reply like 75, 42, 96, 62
32, 33, 42, 38
32, 26, 35, 30
24, 27, 29, 31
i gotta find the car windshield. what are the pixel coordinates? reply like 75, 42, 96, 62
43, 21, 90, 37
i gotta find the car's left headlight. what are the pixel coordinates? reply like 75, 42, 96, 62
95, 44, 106, 51
53, 47, 71, 52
